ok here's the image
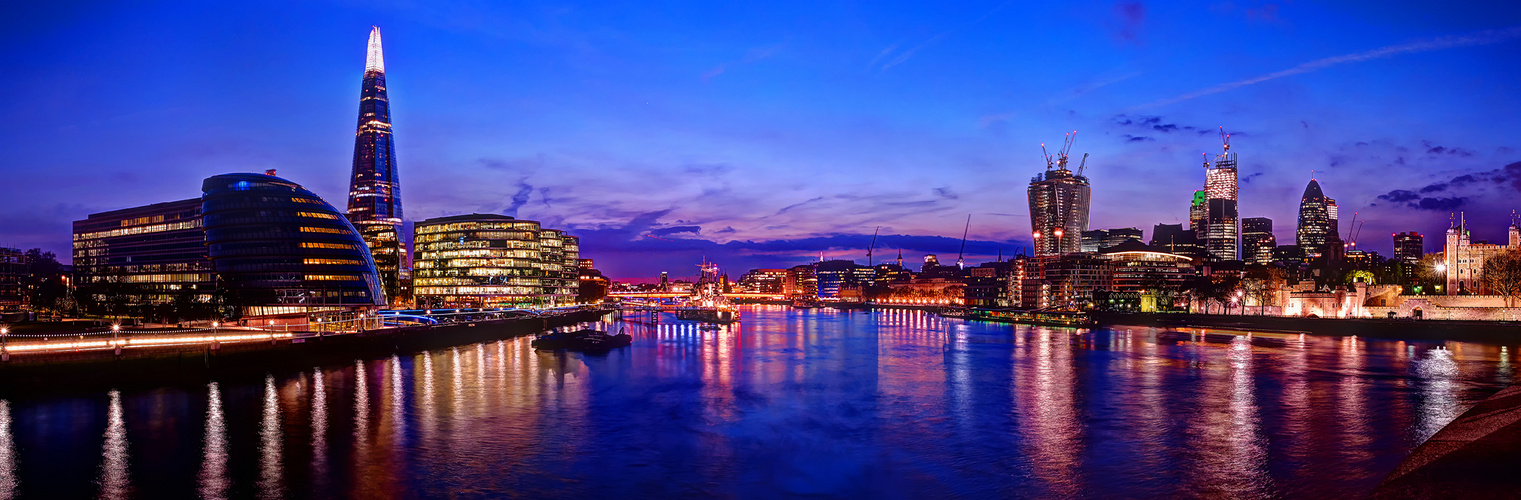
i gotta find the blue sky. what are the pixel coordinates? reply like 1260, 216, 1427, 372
3, 1, 1519, 278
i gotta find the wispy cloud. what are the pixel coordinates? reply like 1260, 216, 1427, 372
1136, 25, 1521, 109
873, 1, 1013, 72
702, 42, 786, 82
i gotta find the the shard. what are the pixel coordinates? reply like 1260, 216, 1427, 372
346, 26, 404, 306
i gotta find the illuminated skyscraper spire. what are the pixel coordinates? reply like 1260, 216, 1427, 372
365, 27, 384, 73
346, 26, 404, 305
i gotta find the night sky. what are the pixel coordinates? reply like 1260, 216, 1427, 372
3, 2, 1519, 279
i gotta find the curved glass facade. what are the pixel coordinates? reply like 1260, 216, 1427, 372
201, 173, 385, 314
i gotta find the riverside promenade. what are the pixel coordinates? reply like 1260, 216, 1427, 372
0, 307, 614, 388
1092, 312, 1521, 343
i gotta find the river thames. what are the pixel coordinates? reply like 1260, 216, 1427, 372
0, 306, 1513, 498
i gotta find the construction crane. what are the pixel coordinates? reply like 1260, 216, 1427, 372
1057, 131, 1077, 170
866, 226, 880, 266
1201, 152, 1211, 169
1077, 152, 1090, 177
956, 215, 971, 269
1040, 143, 1053, 170
1345, 212, 1358, 242
1220, 126, 1231, 153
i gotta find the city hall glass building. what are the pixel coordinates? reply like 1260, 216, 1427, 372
202, 173, 385, 317
412, 214, 580, 308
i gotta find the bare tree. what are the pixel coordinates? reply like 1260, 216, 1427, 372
1481, 249, 1521, 307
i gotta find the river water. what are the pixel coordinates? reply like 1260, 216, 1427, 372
0, 306, 1514, 498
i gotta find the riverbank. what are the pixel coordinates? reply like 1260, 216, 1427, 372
1372, 383, 1521, 498
0, 307, 613, 390
1091, 312, 1521, 343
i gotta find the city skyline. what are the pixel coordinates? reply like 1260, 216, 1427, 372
3, 3, 1521, 278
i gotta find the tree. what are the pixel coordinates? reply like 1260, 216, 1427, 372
1481, 249, 1521, 307
1243, 266, 1286, 315
22, 249, 67, 312
1413, 253, 1445, 295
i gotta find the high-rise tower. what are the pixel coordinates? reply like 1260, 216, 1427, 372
1201, 130, 1240, 261
346, 26, 404, 305
1027, 132, 1091, 256
1296, 179, 1337, 257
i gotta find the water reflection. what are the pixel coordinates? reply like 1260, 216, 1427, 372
310, 369, 329, 489
1416, 347, 1461, 441
199, 382, 228, 500
0, 307, 1512, 498
258, 375, 283, 499
0, 400, 16, 500
98, 390, 129, 500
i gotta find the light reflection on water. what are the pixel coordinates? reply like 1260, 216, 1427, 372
0, 306, 1515, 498
97, 390, 128, 500
198, 382, 228, 500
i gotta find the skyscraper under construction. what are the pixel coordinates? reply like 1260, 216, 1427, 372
346, 27, 404, 305
1028, 132, 1091, 256
1201, 130, 1240, 261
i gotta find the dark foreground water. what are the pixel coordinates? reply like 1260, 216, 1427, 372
0, 306, 1515, 499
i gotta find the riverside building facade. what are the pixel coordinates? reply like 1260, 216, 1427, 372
72, 172, 386, 322
201, 173, 386, 318
71, 198, 214, 305
411, 214, 580, 308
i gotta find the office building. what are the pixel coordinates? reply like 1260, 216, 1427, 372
784, 264, 818, 298
815, 260, 863, 299
412, 214, 579, 308
345, 27, 407, 306
202, 173, 385, 318
0, 248, 23, 309
1202, 140, 1240, 261
1394, 232, 1424, 263
1080, 228, 1144, 252
1242, 217, 1276, 265
738, 269, 787, 294
1150, 223, 1204, 262
1189, 190, 1207, 232
72, 198, 214, 305
1027, 143, 1091, 256
1297, 179, 1339, 257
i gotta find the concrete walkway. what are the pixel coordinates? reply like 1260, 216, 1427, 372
1371, 384, 1521, 498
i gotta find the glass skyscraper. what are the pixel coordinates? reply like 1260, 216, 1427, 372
1202, 143, 1240, 261
1028, 158, 1091, 257
1296, 179, 1338, 257
345, 26, 406, 306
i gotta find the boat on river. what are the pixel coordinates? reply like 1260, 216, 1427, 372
531, 328, 632, 352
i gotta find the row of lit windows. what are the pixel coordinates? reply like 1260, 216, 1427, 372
301, 242, 362, 250
303, 258, 366, 266
416, 222, 541, 235
413, 277, 540, 286
75, 220, 201, 241
296, 211, 340, 220
299, 226, 350, 235
305, 274, 364, 281
414, 286, 539, 296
